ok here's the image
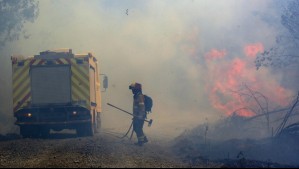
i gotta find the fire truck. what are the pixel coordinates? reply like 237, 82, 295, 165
11, 49, 108, 138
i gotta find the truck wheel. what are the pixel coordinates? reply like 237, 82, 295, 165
20, 126, 31, 138
40, 127, 50, 138
95, 113, 101, 133
30, 127, 40, 138
76, 125, 85, 137
89, 122, 95, 136
76, 122, 94, 137
20, 126, 39, 138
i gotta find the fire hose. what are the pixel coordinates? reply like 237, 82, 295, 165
107, 103, 153, 127
107, 103, 153, 140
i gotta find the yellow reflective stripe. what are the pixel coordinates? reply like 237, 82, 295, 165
13, 93, 31, 112
13, 91, 30, 108
13, 78, 30, 102
72, 90, 89, 105
60, 58, 70, 64
72, 79, 89, 100
138, 136, 145, 141
13, 66, 30, 90
71, 59, 89, 81
12, 61, 30, 83
71, 59, 90, 109
56, 58, 69, 65
31, 59, 46, 66
72, 69, 89, 90
71, 61, 89, 86
12, 60, 31, 109
72, 90, 81, 101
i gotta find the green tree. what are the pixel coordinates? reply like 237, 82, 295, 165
255, 0, 299, 69
0, 0, 39, 47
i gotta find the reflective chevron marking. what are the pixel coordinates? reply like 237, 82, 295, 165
13, 92, 31, 113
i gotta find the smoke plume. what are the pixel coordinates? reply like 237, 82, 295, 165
0, 0, 297, 139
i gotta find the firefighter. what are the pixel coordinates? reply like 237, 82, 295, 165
129, 82, 148, 146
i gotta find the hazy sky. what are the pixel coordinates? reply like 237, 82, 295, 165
0, 0, 296, 137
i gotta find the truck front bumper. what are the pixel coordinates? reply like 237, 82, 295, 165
16, 120, 91, 126
14, 106, 92, 127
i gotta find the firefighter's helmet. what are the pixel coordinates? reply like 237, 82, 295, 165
129, 82, 142, 90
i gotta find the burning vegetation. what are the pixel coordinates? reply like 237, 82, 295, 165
172, 93, 299, 167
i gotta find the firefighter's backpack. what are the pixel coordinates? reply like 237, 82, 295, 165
144, 95, 153, 113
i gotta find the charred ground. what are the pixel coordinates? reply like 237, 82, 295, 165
172, 116, 299, 168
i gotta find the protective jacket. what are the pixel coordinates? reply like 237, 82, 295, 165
133, 92, 146, 120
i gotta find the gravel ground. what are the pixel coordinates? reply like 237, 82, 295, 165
0, 132, 188, 168
2, 130, 297, 168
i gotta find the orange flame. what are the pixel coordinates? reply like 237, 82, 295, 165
205, 49, 227, 60
204, 43, 292, 117
244, 43, 264, 58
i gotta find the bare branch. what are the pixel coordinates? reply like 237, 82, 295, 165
275, 91, 299, 137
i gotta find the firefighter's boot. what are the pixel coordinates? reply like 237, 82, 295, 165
143, 136, 148, 144
134, 141, 144, 146
135, 136, 145, 146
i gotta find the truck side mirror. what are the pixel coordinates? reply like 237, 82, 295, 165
103, 76, 108, 89
100, 74, 108, 92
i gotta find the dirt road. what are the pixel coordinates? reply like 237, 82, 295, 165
1, 130, 295, 168
0, 131, 188, 168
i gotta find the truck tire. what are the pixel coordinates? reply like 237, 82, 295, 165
40, 127, 50, 138
76, 125, 85, 137
20, 126, 31, 138
76, 122, 94, 137
20, 126, 39, 138
95, 113, 101, 133
87, 122, 94, 136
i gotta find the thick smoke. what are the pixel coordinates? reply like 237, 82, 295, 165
0, 0, 297, 139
